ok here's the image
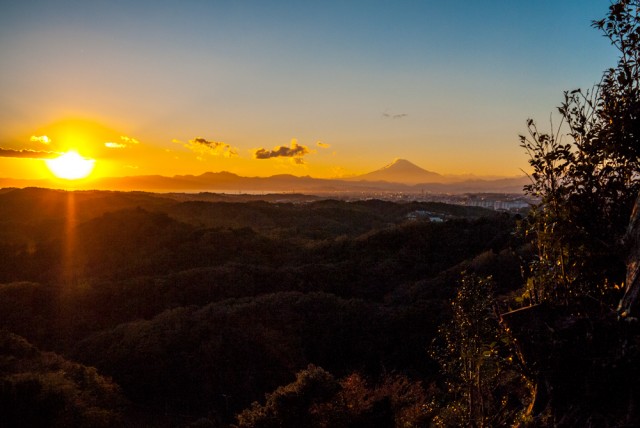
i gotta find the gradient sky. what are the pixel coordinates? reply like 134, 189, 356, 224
0, 0, 618, 181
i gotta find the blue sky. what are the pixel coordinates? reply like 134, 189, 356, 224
0, 0, 618, 179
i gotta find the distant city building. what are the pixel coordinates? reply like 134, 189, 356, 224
406, 210, 444, 222
464, 194, 530, 211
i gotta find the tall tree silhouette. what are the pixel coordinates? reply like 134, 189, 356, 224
521, 0, 640, 307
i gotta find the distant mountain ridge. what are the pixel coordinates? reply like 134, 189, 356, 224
0, 159, 529, 194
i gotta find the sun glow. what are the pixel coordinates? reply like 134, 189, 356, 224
45, 150, 95, 180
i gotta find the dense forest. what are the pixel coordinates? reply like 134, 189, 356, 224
4, 1, 640, 426
0, 187, 523, 427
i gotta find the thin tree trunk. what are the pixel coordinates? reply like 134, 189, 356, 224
618, 193, 640, 318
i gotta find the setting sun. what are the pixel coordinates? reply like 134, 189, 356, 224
45, 151, 95, 180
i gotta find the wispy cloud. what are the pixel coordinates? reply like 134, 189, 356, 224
120, 135, 140, 145
382, 112, 408, 119
186, 137, 238, 158
317, 141, 331, 148
30, 135, 51, 144
104, 135, 140, 149
254, 139, 310, 164
0, 148, 59, 159
105, 142, 127, 149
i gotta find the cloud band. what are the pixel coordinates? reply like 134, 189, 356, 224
0, 148, 60, 159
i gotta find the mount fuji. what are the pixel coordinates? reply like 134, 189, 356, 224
350, 159, 445, 184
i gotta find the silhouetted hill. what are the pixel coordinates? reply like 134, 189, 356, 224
85, 170, 529, 194
0, 160, 529, 194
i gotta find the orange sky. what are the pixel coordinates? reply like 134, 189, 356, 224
0, 1, 617, 183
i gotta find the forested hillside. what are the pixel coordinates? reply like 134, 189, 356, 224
0, 187, 523, 426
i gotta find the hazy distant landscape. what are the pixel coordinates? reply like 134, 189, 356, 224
0, 159, 530, 195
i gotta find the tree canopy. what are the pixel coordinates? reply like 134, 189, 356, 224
520, 0, 640, 306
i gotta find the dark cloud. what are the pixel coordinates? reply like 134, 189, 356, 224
254, 139, 310, 161
0, 148, 59, 159
187, 137, 237, 158
317, 141, 331, 148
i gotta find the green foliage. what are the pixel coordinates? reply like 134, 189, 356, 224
235, 365, 340, 428
0, 330, 126, 427
430, 275, 533, 427
520, 0, 640, 305
72, 291, 435, 418
234, 365, 430, 428
0, 187, 519, 424
318, 373, 430, 427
